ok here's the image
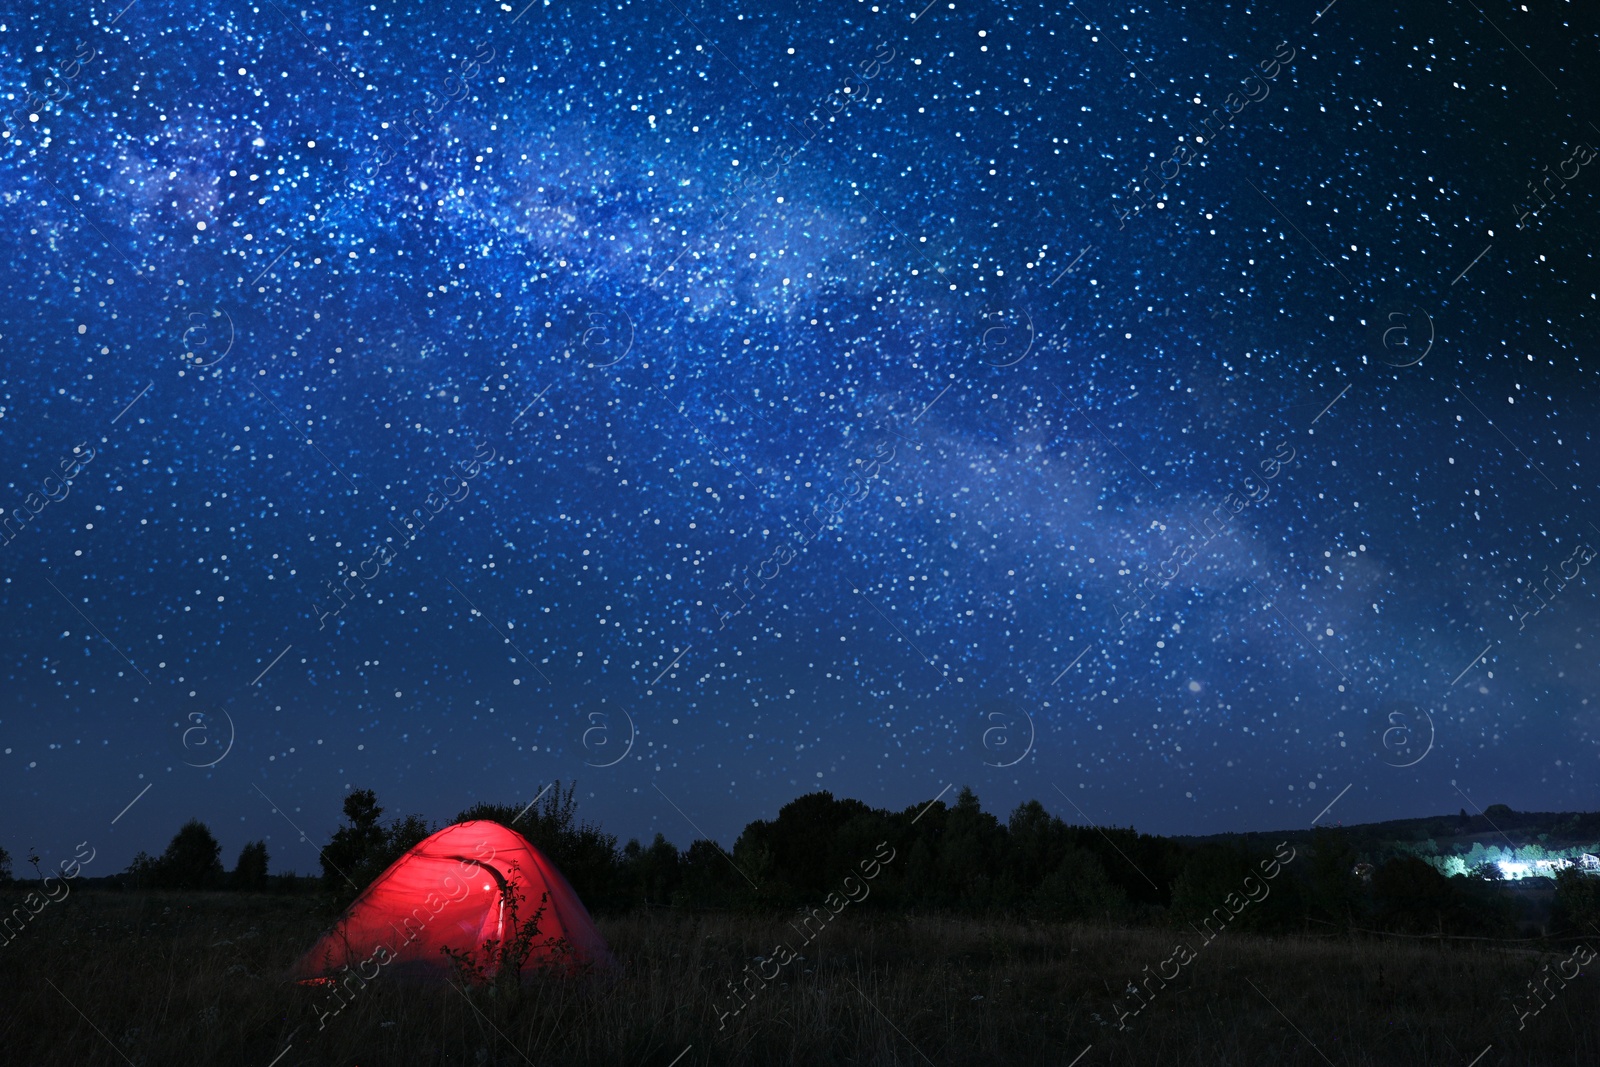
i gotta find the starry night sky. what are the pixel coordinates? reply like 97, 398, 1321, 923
3, 0, 1599, 875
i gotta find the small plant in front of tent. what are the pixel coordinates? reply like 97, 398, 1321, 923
441, 860, 574, 997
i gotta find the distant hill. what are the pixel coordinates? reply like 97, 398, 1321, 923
1172, 806, 1600, 877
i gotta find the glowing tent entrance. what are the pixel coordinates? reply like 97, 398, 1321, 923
293, 820, 614, 981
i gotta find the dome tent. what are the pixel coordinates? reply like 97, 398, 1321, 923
293, 820, 614, 982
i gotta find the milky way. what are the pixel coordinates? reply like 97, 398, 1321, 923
2, 0, 1599, 870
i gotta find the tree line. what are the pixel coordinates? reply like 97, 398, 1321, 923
6, 785, 1598, 938
305, 784, 1600, 939
0, 823, 270, 892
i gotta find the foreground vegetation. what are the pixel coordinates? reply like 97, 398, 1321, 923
1, 890, 1597, 1066
7, 787, 1600, 1063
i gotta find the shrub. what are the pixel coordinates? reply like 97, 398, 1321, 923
441, 862, 575, 1003
1552, 864, 1600, 936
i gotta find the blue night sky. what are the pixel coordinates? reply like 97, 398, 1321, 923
2, 0, 1598, 874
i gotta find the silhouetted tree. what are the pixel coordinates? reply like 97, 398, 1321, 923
939, 787, 1004, 908
0, 844, 11, 884
356, 812, 431, 888
729, 791, 884, 908
1074, 824, 1180, 911
1368, 855, 1510, 936
996, 800, 1150, 917
1035, 846, 1125, 922
456, 782, 622, 910
1305, 826, 1361, 929
154, 819, 225, 889
1169, 844, 1278, 932
1372, 855, 1452, 933
124, 850, 159, 888
1448, 872, 1517, 936
676, 838, 744, 909
322, 789, 433, 901
625, 834, 681, 906
322, 788, 386, 893
1002, 801, 1072, 896
455, 801, 527, 827
233, 840, 270, 890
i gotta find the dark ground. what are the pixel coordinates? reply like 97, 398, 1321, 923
1, 890, 1596, 1065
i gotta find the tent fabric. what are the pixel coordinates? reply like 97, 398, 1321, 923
293, 820, 614, 980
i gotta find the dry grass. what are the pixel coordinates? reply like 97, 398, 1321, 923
1, 890, 1596, 1065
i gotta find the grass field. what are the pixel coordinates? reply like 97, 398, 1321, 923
2, 890, 1596, 1065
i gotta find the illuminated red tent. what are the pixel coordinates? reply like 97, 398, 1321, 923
293, 820, 614, 981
